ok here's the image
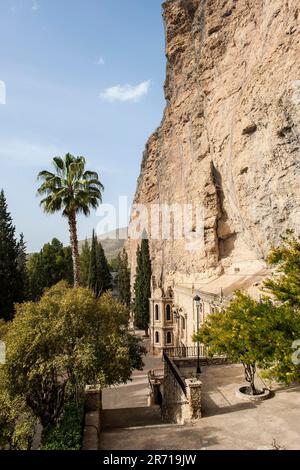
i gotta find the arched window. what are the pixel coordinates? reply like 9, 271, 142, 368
182, 317, 186, 330
155, 332, 160, 344
166, 331, 172, 345
166, 304, 171, 322
155, 304, 160, 321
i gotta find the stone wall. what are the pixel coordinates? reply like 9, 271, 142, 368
162, 357, 202, 424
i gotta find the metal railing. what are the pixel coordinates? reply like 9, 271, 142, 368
163, 346, 209, 358
163, 351, 187, 396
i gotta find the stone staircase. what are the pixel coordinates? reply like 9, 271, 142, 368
99, 338, 174, 450
102, 405, 163, 430
100, 405, 179, 450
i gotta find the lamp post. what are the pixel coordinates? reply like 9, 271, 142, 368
172, 307, 179, 321
172, 307, 180, 348
193, 295, 202, 374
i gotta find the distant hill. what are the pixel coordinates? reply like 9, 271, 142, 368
79, 227, 127, 261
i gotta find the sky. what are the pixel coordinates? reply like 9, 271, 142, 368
0, 0, 166, 252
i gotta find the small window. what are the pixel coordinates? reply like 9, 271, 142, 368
166, 331, 172, 345
155, 304, 160, 321
166, 304, 172, 321
155, 332, 160, 344
182, 317, 186, 330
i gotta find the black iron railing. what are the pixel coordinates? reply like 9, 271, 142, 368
163, 351, 187, 396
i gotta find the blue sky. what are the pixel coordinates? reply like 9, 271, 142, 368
0, 0, 166, 252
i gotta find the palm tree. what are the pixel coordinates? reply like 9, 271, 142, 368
37, 154, 104, 286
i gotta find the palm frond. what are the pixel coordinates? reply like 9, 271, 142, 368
77, 205, 91, 217
40, 195, 63, 213
85, 179, 104, 190
65, 153, 76, 169
37, 153, 104, 218
37, 170, 56, 181
77, 156, 86, 166
83, 170, 99, 180
52, 157, 65, 174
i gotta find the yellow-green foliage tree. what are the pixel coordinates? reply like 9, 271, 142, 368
264, 231, 300, 308
3, 282, 145, 428
0, 374, 36, 450
0, 319, 9, 341
195, 293, 271, 395
0, 349, 36, 451
196, 234, 300, 392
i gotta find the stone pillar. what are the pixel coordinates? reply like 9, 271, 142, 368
82, 386, 102, 451
85, 386, 102, 413
186, 378, 202, 421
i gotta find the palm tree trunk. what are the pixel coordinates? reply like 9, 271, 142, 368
68, 210, 80, 287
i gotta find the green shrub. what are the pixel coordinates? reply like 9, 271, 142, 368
40, 400, 84, 451
5, 283, 145, 428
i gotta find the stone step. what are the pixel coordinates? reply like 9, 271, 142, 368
102, 406, 162, 429
99, 424, 187, 451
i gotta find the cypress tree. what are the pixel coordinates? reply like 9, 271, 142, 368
133, 238, 151, 335
17, 233, 29, 301
97, 241, 112, 294
27, 252, 46, 301
117, 248, 131, 308
0, 190, 22, 320
264, 231, 300, 307
88, 230, 100, 297
63, 246, 74, 285
88, 231, 112, 298
80, 239, 91, 287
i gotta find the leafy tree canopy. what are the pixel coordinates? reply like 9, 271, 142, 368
0, 381, 36, 450
27, 238, 73, 300
3, 282, 145, 427
196, 292, 300, 392
264, 231, 300, 308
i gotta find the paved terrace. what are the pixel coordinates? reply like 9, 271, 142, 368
100, 343, 300, 450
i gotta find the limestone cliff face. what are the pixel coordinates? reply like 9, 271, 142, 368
128, 0, 300, 290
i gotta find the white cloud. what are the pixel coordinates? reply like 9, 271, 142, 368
100, 80, 151, 103
95, 56, 105, 66
32, 1, 40, 11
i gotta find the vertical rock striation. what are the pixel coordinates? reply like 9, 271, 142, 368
128, 0, 300, 290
